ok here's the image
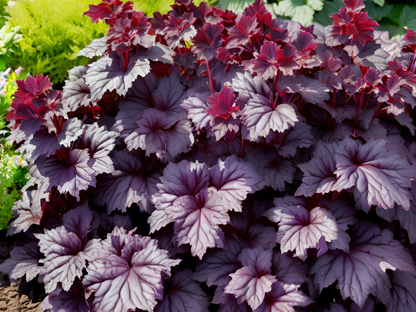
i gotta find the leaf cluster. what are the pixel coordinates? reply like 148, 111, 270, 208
1, 0, 416, 311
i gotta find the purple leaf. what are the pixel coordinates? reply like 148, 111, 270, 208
78, 36, 109, 58
7, 191, 41, 236
310, 221, 416, 308
42, 283, 89, 312
295, 142, 339, 197
126, 109, 193, 162
36, 149, 96, 201
231, 71, 271, 107
84, 229, 180, 312
192, 23, 224, 60
192, 237, 242, 287
154, 269, 211, 312
271, 252, 308, 286
181, 93, 213, 131
94, 149, 160, 213
85, 51, 151, 101
112, 74, 158, 140
247, 41, 299, 78
210, 155, 266, 212
150, 160, 210, 233
387, 271, 416, 312
224, 248, 276, 310
79, 123, 119, 175
34, 223, 95, 293
17, 127, 61, 162
265, 197, 340, 260
333, 138, 416, 211
376, 181, 416, 243
254, 282, 314, 312
0, 241, 42, 283
242, 95, 298, 140
171, 189, 230, 259
151, 73, 187, 118
57, 118, 84, 148
62, 78, 92, 113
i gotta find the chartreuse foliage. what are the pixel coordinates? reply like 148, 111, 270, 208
0, 68, 30, 230
6, 0, 108, 85
1, 0, 416, 311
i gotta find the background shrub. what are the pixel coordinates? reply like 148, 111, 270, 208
6, 0, 108, 86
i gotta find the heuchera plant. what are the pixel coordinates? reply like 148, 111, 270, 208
1, 0, 416, 310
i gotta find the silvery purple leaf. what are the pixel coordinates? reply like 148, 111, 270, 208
210, 155, 266, 212
57, 118, 84, 148
172, 189, 230, 259
333, 138, 416, 211
154, 269, 211, 312
0, 241, 42, 283
181, 92, 213, 131
84, 45, 173, 102
265, 197, 340, 260
78, 36, 109, 58
7, 191, 41, 236
231, 71, 271, 107
126, 109, 193, 162
376, 181, 416, 243
310, 221, 416, 308
36, 149, 96, 200
84, 229, 180, 312
295, 141, 339, 197
253, 282, 314, 312
63, 79, 91, 110
242, 95, 298, 140
80, 123, 119, 175
224, 248, 276, 310
34, 224, 96, 293
150, 160, 210, 233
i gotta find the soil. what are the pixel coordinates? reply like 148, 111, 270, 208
0, 231, 43, 312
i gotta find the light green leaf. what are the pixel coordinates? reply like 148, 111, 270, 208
371, 0, 384, 7
274, 0, 323, 26
219, 0, 254, 14
364, 1, 392, 21
313, 0, 343, 26
307, 0, 324, 12
399, 5, 416, 31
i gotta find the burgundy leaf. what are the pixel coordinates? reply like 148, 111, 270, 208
254, 282, 314, 312
310, 221, 416, 308
154, 269, 211, 312
95, 149, 160, 213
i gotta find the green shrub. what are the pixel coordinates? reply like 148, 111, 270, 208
6, 0, 108, 86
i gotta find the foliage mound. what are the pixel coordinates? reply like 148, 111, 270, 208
2, 0, 416, 311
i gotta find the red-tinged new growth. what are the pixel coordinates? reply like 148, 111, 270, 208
327, 0, 379, 47
206, 85, 239, 119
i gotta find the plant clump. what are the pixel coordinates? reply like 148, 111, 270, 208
1, 0, 416, 311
